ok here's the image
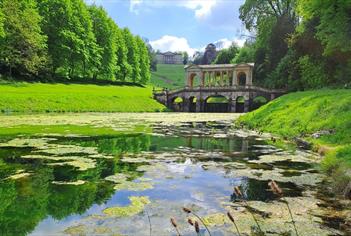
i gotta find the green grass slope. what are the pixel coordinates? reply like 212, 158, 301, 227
0, 83, 166, 113
238, 89, 351, 193
150, 64, 185, 89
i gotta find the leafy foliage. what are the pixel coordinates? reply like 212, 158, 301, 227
213, 43, 239, 64
0, 0, 151, 84
238, 0, 350, 90
0, 0, 48, 76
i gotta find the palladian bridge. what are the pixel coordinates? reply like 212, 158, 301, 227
153, 63, 286, 113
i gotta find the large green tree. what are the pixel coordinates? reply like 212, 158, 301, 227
123, 28, 140, 83
239, 0, 298, 88
89, 5, 117, 80
0, 0, 47, 76
135, 36, 150, 84
0, 7, 4, 38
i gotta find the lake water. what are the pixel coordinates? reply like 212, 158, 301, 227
0, 113, 345, 236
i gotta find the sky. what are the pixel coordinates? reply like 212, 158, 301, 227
85, 0, 247, 56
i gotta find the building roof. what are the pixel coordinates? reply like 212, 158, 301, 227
156, 51, 182, 56
184, 63, 254, 70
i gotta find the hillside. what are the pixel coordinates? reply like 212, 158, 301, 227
238, 89, 351, 193
150, 64, 185, 89
0, 82, 166, 113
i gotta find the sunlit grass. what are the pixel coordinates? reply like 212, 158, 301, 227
0, 82, 166, 113
150, 64, 185, 89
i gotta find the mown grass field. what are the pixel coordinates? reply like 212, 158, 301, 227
0, 82, 166, 113
238, 89, 351, 192
150, 64, 185, 89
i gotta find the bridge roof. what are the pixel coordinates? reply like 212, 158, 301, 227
184, 63, 254, 70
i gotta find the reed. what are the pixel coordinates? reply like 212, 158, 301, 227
182, 207, 212, 236
170, 217, 181, 236
194, 221, 200, 235
268, 180, 299, 236
233, 186, 263, 233
227, 211, 241, 236
145, 209, 152, 236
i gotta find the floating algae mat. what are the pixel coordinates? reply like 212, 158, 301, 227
0, 113, 348, 235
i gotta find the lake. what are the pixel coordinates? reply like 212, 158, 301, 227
0, 113, 344, 236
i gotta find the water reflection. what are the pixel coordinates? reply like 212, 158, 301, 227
0, 121, 324, 235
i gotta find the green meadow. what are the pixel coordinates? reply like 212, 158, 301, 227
0, 82, 166, 113
150, 64, 185, 89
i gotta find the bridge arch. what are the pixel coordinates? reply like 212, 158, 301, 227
171, 96, 183, 111
237, 72, 247, 86
187, 72, 200, 87
188, 96, 197, 112
252, 96, 268, 110
204, 95, 229, 113
236, 96, 245, 113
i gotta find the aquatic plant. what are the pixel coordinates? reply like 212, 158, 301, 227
170, 217, 181, 236
233, 186, 264, 234
227, 212, 241, 236
182, 207, 212, 236
194, 220, 200, 235
268, 180, 299, 236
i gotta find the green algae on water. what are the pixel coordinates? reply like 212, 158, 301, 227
103, 196, 151, 217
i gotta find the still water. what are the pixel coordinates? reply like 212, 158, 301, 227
0, 114, 344, 235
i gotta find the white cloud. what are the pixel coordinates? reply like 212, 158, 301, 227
129, 0, 142, 14
179, 0, 217, 19
150, 35, 247, 59
128, 0, 218, 19
150, 35, 196, 56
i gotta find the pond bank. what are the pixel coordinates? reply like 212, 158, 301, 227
238, 89, 351, 198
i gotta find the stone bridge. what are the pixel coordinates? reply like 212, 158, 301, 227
153, 63, 286, 112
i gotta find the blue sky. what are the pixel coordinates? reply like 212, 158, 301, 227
86, 0, 247, 56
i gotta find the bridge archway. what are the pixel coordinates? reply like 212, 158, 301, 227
188, 73, 200, 87
252, 96, 268, 110
204, 95, 229, 112
237, 72, 247, 86
171, 96, 183, 111
236, 96, 245, 113
189, 96, 197, 112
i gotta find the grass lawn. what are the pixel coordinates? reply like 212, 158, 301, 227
0, 82, 166, 113
150, 64, 185, 89
238, 89, 351, 193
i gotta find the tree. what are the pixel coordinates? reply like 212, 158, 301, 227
123, 28, 140, 83
114, 26, 131, 81
239, 0, 299, 88
89, 5, 117, 80
213, 43, 239, 64
0, 0, 48, 77
38, 0, 99, 79
135, 36, 150, 84
182, 51, 189, 65
231, 43, 255, 64
0, 7, 4, 38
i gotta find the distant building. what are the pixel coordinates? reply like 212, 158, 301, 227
156, 52, 183, 64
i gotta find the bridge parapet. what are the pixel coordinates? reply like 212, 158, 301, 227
153, 85, 286, 113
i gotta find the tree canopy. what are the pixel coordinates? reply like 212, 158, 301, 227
0, 0, 151, 85
236, 0, 351, 90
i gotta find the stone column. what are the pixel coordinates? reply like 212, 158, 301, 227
244, 99, 250, 112
196, 97, 203, 112
220, 71, 224, 87
228, 98, 236, 112
200, 71, 205, 87
182, 98, 189, 112
232, 70, 238, 86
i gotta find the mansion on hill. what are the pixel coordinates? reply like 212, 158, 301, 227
156, 52, 183, 64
